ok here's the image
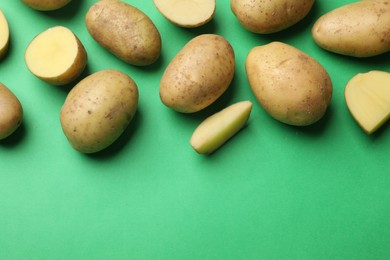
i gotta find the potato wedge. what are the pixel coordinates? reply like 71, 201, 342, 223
25, 26, 87, 85
153, 0, 216, 28
190, 101, 252, 154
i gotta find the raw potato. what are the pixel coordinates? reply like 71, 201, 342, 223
0, 9, 9, 60
160, 34, 235, 113
190, 101, 253, 154
312, 0, 390, 57
153, 0, 216, 28
231, 0, 315, 34
0, 83, 23, 140
246, 42, 332, 126
345, 71, 390, 134
25, 26, 87, 86
86, 0, 161, 66
21, 0, 72, 11
60, 70, 139, 153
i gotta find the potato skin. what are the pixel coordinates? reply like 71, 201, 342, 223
85, 0, 161, 66
312, 0, 390, 57
60, 70, 139, 153
246, 42, 332, 126
231, 0, 315, 34
0, 83, 23, 140
21, 0, 72, 11
160, 34, 235, 113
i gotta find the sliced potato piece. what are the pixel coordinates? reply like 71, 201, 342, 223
190, 101, 253, 154
153, 0, 216, 28
21, 0, 72, 11
25, 26, 87, 85
0, 9, 9, 60
345, 71, 390, 134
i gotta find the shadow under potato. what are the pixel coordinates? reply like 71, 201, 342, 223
0, 123, 26, 148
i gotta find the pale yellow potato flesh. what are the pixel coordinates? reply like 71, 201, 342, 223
153, 0, 215, 28
0, 9, 9, 60
345, 71, 390, 134
25, 26, 87, 85
190, 101, 253, 154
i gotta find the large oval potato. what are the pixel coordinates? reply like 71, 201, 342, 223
0, 9, 9, 60
60, 70, 139, 153
231, 0, 315, 34
21, 0, 72, 11
246, 42, 332, 126
160, 34, 235, 113
0, 83, 23, 140
85, 0, 161, 66
312, 0, 390, 57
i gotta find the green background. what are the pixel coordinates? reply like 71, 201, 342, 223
1, 0, 390, 259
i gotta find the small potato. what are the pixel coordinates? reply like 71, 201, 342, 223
25, 26, 87, 86
153, 0, 215, 28
0, 9, 9, 60
0, 83, 23, 140
21, 0, 72, 11
60, 70, 139, 153
85, 0, 161, 66
246, 42, 332, 126
160, 34, 235, 113
312, 0, 390, 57
231, 0, 315, 34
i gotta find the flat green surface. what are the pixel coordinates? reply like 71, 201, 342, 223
1, 1, 390, 259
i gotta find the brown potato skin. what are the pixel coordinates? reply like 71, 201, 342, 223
85, 0, 161, 66
312, 0, 390, 57
60, 70, 139, 153
231, 0, 315, 34
21, 0, 72, 11
160, 34, 235, 113
246, 42, 332, 126
0, 83, 23, 140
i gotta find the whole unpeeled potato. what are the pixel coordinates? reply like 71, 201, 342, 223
160, 34, 235, 113
85, 0, 161, 66
231, 0, 315, 34
246, 42, 332, 126
0, 83, 23, 140
60, 70, 139, 153
21, 0, 72, 11
312, 0, 390, 57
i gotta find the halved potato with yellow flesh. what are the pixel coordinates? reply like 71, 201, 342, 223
153, 0, 216, 28
345, 71, 390, 134
0, 9, 10, 60
25, 26, 87, 85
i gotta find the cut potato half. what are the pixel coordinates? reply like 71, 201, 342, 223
21, 0, 72, 11
345, 71, 390, 134
0, 9, 9, 60
153, 0, 216, 28
25, 26, 87, 85
190, 101, 253, 154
